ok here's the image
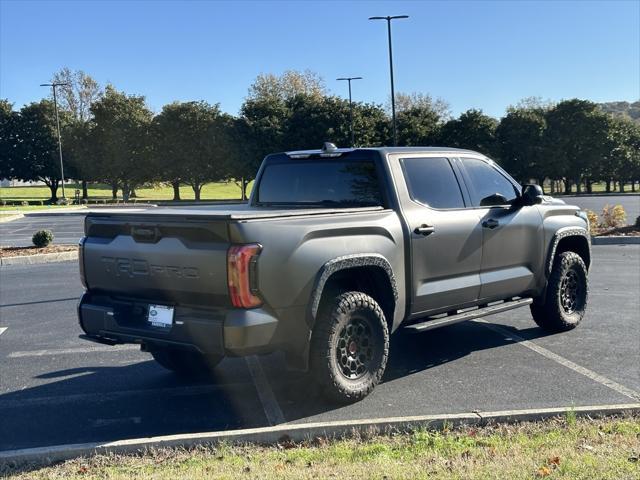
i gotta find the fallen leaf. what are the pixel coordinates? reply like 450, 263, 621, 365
537, 466, 551, 477
548, 456, 561, 466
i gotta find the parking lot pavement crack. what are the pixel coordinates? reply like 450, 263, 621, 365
474, 319, 640, 401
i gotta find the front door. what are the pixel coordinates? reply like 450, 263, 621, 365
458, 156, 544, 301
394, 155, 484, 316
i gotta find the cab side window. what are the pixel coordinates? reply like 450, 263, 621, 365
401, 157, 466, 209
461, 157, 519, 207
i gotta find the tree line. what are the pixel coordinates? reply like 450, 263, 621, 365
1, 68, 639, 202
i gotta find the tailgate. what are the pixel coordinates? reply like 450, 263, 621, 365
82, 214, 230, 306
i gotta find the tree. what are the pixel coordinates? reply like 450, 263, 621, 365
439, 109, 498, 156
51, 68, 102, 122
14, 100, 70, 201
247, 70, 326, 102
495, 107, 547, 184
153, 101, 231, 201
226, 116, 262, 200
604, 117, 640, 192
351, 101, 389, 147
543, 99, 611, 194
0, 100, 19, 181
51, 68, 102, 198
395, 93, 449, 146
90, 86, 153, 200
240, 70, 329, 159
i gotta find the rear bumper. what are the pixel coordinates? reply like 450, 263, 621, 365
77, 292, 279, 356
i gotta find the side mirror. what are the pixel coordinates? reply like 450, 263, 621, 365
521, 184, 544, 206
480, 193, 509, 207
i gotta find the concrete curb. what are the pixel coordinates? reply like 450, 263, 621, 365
1, 403, 638, 468
0, 213, 23, 223
592, 236, 640, 245
0, 250, 78, 267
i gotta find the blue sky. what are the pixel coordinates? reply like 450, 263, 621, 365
1, 0, 638, 118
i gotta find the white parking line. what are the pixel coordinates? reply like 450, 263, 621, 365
475, 319, 640, 401
0, 327, 7, 336
8, 345, 139, 358
246, 355, 286, 425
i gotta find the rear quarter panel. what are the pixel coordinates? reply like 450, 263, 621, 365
230, 209, 406, 339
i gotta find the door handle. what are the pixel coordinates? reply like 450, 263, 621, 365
414, 224, 435, 236
482, 219, 499, 229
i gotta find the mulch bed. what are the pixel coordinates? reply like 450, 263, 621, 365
0, 245, 78, 258
595, 225, 640, 237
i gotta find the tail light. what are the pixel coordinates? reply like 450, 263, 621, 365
78, 237, 88, 288
227, 243, 262, 308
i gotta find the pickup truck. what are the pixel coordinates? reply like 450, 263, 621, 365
77, 144, 591, 403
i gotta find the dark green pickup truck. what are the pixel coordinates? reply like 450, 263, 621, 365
77, 145, 591, 403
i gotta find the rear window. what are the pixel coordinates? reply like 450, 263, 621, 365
256, 160, 383, 206
401, 157, 465, 209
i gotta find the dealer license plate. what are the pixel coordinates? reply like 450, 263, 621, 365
147, 304, 174, 328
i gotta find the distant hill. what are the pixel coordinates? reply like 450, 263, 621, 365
598, 101, 640, 123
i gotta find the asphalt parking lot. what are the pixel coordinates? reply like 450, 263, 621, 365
0, 245, 638, 452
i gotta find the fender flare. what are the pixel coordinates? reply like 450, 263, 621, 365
546, 227, 591, 276
309, 253, 398, 321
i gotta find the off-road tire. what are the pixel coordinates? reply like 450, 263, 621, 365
310, 291, 389, 403
151, 348, 223, 377
531, 251, 588, 332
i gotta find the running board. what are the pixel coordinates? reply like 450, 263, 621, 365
404, 297, 533, 333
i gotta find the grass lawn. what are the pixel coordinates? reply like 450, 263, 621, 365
0, 181, 252, 203
5, 415, 639, 479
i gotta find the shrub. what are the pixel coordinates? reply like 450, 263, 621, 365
81, 198, 89, 205
32, 229, 54, 248
21, 200, 29, 207
35, 200, 43, 206
56, 198, 70, 206
600, 204, 627, 229
0, 200, 6, 206
585, 210, 599, 232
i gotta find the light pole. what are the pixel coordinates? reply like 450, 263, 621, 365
369, 15, 408, 146
40, 82, 69, 199
337, 76, 363, 147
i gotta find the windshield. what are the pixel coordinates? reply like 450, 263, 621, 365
256, 160, 383, 207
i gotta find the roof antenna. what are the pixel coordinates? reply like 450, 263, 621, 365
322, 142, 337, 152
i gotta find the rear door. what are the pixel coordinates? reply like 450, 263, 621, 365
391, 155, 483, 316
458, 156, 543, 301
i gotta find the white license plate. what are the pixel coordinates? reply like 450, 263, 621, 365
147, 304, 174, 328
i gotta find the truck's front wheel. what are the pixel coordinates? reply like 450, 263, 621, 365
310, 291, 389, 403
531, 251, 589, 332
151, 348, 223, 377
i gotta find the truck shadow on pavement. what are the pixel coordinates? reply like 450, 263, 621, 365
260, 320, 554, 422
0, 320, 553, 451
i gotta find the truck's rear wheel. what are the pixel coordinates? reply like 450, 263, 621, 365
531, 251, 588, 332
310, 291, 389, 403
151, 348, 223, 377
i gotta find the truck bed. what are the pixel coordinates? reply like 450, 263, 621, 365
87, 204, 385, 221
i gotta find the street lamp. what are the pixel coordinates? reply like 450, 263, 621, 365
336, 76, 363, 147
369, 15, 409, 146
40, 82, 69, 199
